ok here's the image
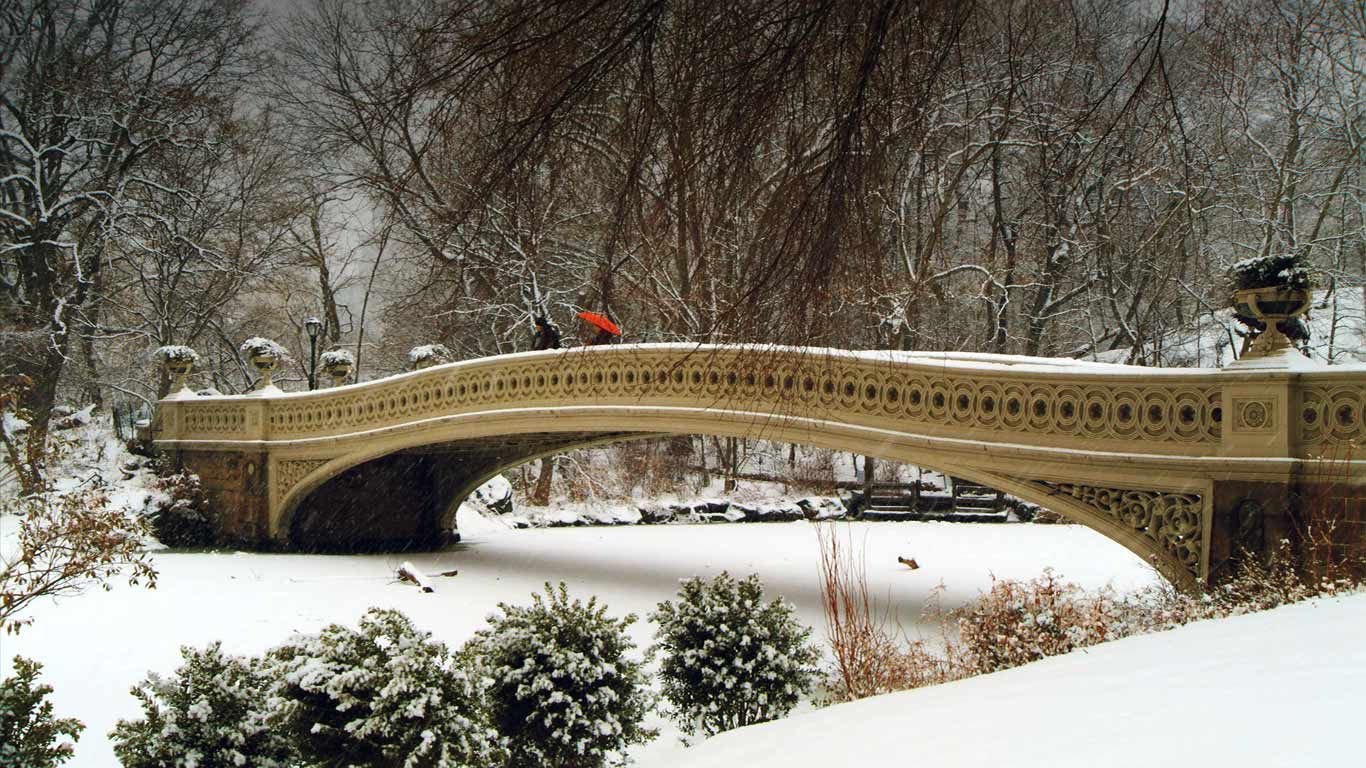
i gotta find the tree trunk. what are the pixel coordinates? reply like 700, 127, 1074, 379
724, 437, 738, 493
531, 457, 554, 505
77, 319, 104, 411
4, 339, 66, 494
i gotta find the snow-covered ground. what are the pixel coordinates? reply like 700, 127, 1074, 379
6, 415, 1358, 766
3, 509, 1159, 767
654, 590, 1366, 768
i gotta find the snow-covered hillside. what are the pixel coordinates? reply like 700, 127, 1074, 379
654, 591, 1366, 768
1091, 287, 1364, 367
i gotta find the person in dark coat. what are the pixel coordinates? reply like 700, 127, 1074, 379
532, 315, 562, 350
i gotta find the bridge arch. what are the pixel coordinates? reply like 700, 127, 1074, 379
152, 344, 1366, 592
269, 404, 1206, 588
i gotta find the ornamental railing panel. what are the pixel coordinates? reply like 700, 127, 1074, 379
153, 345, 1363, 461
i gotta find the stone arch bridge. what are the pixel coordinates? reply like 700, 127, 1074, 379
151, 344, 1366, 590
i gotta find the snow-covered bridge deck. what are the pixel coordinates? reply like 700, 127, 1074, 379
151, 344, 1365, 589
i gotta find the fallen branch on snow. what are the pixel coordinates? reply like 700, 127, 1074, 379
397, 562, 435, 592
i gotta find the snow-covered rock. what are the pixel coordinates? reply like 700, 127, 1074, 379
509, 496, 849, 528
468, 474, 514, 516
747, 503, 805, 523
795, 496, 845, 520
51, 404, 94, 431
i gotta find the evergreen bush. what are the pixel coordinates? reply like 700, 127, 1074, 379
464, 583, 653, 767
238, 337, 290, 361
109, 643, 294, 768
269, 607, 500, 768
0, 657, 83, 768
1228, 253, 1313, 290
153, 345, 200, 366
650, 572, 819, 736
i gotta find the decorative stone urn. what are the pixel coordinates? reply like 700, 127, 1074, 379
239, 337, 289, 392
250, 354, 279, 390
166, 358, 193, 389
155, 345, 200, 398
1232, 285, 1312, 358
320, 349, 355, 387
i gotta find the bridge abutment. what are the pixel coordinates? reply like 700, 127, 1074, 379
1208, 478, 1366, 585
168, 448, 271, 546
1207, 480, 1290, 584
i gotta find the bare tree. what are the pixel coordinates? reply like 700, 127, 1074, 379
264, 0, 1359, 372
0, 0, 260, 486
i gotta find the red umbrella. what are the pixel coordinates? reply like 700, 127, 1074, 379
576, 311, 621, 336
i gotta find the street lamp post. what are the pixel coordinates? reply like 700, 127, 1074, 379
305, 316, 323, 390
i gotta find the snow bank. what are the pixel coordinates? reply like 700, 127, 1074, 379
652, 591, 1366, 768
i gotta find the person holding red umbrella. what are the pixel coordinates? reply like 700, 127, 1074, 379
578, 310, 621, 345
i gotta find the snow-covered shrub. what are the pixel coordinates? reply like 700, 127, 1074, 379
269, 607, 501, 768
463, 583, 653, 767
144, 470, 218, 548
955, 569, 1125, 674
650, 572, 819, 736
407, 344, 452, 366
1137, 539, 1359, 629
1228, 253, 1314, 291
0, 657, 84, 767
109, 643, 294, 768
152, 345, 199, 366
318, 348, 355, 368
238, 337, 289, 361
